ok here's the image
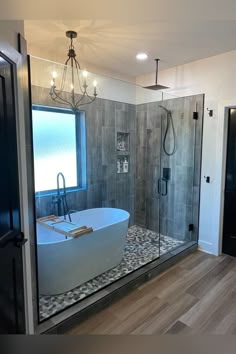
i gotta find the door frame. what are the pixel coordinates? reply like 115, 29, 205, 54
218, 101, 236, 256
0, 41, 36, 333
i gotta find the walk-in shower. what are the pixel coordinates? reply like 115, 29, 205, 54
136, 95, 203, 252
30, 55, 203, 323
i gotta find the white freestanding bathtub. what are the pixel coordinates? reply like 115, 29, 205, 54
37, 208, 130, 295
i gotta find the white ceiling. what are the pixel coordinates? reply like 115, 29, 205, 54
24, 19, 236, 79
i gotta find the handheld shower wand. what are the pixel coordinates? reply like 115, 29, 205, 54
159, 105, 177, 156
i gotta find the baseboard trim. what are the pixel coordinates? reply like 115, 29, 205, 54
198, 240, 215, 255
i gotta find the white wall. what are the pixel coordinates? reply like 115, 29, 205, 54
0, 21, 24, 49
137, 50, 236, 255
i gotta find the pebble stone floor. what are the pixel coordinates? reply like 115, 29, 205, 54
39, 225, 184, 320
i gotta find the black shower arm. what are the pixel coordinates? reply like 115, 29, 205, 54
155, 59, 160, 85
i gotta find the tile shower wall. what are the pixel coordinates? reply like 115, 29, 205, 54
135, 102, 161, 230
32, 86, 203, 242
135, 94, 204, 241
32, 86, 136, 225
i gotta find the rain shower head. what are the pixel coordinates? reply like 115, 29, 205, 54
145, 83, 169, 90
143, 59, 169, 91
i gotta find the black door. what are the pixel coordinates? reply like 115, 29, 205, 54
0, 53, 26, 333
223, 108, 236, 257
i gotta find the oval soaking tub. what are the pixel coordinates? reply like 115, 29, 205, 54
37, 208, 130, 295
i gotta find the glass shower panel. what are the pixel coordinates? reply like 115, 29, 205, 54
159, 93, 199, 252
135, 92, 163, 261
31, 56, 164, 321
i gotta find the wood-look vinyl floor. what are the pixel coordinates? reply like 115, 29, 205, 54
66, 251, 236, 334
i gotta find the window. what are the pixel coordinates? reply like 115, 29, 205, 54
32, 105, 86, 194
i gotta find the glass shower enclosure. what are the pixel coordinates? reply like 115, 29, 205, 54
135, 94, 203, 256
29, 56, 203, 322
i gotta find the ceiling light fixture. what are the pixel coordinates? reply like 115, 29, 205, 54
136, 52, 148, 61
49, 30, 98, 112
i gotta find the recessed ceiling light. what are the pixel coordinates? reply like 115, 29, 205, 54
136, 53, 148, 61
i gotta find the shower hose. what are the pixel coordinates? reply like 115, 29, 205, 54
161, 107, 177, 156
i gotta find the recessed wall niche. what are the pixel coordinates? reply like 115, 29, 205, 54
117, 132, 129, 152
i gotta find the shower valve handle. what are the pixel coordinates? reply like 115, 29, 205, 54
158, 178, 168, 196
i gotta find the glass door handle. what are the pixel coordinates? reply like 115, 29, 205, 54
158, 178, 161, 194
161, 178, 168, 196
158, 178, 168, 196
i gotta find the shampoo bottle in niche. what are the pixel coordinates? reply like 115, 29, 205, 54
123, 157, 129, 173
117, 159, 121, 173
120, 159, 123, 173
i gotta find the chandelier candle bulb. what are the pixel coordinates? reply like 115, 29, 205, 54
52, 71, 57, 79
82, 70, 88, 78
93, 80, 97, 96
49, 80, 55, 96
82, 69, 88, 86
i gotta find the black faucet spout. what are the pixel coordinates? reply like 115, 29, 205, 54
53, 172, 71, 221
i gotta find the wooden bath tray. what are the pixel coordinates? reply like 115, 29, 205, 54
37, 215, 93, 238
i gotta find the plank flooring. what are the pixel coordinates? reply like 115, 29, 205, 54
66, 251, 236, 334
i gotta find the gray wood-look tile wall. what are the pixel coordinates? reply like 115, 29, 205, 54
32, 86, 203, 242
32, 86, 136, 225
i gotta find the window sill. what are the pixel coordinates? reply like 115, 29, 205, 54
35, 186, 87, 198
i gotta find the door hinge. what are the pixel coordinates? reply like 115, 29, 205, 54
189, 224, 194, 232
193, 112, 198, 120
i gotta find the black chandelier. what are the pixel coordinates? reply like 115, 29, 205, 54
49, 30, 98, 112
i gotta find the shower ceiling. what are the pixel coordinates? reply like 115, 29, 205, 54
24, 19, 236, 79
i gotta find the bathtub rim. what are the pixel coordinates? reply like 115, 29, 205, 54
36, 207, 130, 245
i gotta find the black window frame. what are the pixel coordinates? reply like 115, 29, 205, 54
32, 104, 87, 197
